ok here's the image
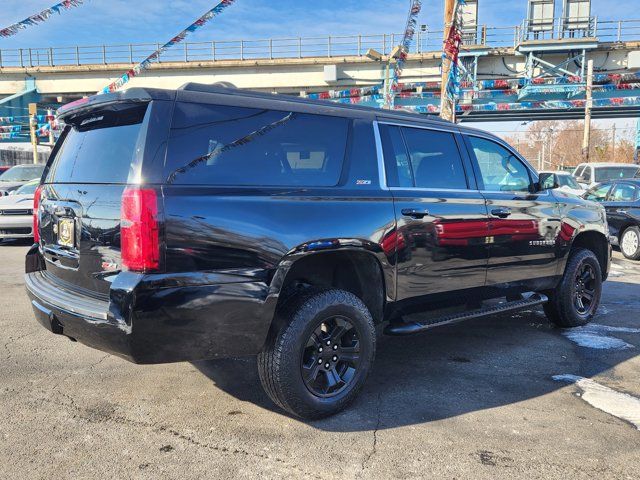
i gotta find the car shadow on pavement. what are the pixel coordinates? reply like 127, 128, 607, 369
196, 279, 640, 431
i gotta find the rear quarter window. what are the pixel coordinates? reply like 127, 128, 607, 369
164, 103, 349, 187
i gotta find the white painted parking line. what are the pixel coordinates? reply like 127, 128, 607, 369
553, 374, 640, 430
562, 324, 640, 350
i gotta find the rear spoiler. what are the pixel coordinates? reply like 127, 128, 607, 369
57, 88, 175, 123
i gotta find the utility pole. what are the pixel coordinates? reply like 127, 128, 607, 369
582, 58, 593, 162
440, 0, 455, 122
28, 103, 39, 164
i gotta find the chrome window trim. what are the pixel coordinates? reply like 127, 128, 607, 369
388, 186, 482, 194
376, 119, 460, 134
376, 120, 473, 192
481, 189, 553, 196
372, 120, 388, 190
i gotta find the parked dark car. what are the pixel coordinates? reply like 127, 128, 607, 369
0, 164, 45, 196
584, 179, 640, 260
26, 85, 610, 418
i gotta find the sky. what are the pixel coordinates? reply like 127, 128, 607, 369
1, 0, 639, 143
1, 0, 636, 49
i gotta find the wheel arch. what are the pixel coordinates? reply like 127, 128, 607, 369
617, 222, 639, 242
268, 247, 390, 329
569, 230, 610, 280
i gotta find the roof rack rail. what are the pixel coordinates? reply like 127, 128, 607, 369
178, 82, 241, 93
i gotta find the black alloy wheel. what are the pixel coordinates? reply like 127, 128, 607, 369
543, 247, 602, 328
301, 316, 361, 398
257, 288, 376, 419
573, 262, 597, 315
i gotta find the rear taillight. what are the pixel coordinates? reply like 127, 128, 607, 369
120, 187, 160, 272
33, 185, 43, 244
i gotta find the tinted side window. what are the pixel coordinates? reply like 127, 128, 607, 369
467, 136, 531, 192
585, 183, 612, 201
582, 167, 592, 182
610, 183, 638, 202
380, 125, 468, 189
401, 127, 468, 189
380, 125, 412, 187
165, 103, 349, 186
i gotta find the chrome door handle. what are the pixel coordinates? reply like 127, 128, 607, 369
490, 208, 511, 218
401, 208, 429, 219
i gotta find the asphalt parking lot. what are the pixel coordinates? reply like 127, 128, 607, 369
1, 241, 639, 479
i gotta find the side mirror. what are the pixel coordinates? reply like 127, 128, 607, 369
537, 172, 559, 191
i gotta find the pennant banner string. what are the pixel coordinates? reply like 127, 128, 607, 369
100, 0, 237, 94
0, 1, 87, 38
384, 0, 422, 109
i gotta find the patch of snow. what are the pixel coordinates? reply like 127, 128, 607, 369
553, 374, 640, 430
561, 323, 639, 350
589, 324, 640, 334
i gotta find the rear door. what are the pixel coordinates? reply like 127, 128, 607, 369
377, 121, 489, 300
463, 134, 561, 287
38, 100, 170, 296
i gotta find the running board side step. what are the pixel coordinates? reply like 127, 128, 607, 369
384, 293, 548, 336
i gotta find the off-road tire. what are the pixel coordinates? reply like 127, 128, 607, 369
257, 288, 376, 419
543, 248, 602, 328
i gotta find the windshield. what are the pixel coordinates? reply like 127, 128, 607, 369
0, 165, 45, 182
594, 166, 639, 183
14, 180, 39, 195
557, 175, 581, 189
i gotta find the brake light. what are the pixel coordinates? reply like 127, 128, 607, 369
33, 185, 43, 244
120, 187, 160, 272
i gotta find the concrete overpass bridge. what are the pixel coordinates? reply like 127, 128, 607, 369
1, 17, 640, 128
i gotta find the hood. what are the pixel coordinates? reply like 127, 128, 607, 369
0, 194, 34, 208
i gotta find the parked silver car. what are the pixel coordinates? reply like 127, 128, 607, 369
0, 179, 38, 241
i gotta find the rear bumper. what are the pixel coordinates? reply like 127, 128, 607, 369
25, 250, 276, 364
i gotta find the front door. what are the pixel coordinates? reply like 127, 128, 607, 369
603, 182, 639, 241
377, 122, 489, 301
463, 135, 561, 287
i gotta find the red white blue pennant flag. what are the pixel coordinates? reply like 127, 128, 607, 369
101, 0, 238, 94
384, 0, 422, 108
0, 1, 87, 38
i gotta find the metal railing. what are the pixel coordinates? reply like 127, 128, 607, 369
0, 18, 639, 68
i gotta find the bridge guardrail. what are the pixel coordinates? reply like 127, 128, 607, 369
0, 19, 639, 68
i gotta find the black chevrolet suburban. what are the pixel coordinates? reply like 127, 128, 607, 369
26, 84, 610, 418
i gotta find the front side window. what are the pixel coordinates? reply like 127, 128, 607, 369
584, 183, 612, 201
609, 183, 638, 202
164, 103, 349, 186
573, 165, 585, 178
467, 136, 531, 192
380, 124, 468, 189
582, 167, 592, 182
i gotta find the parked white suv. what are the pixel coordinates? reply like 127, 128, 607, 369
572, 163, 639, 189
